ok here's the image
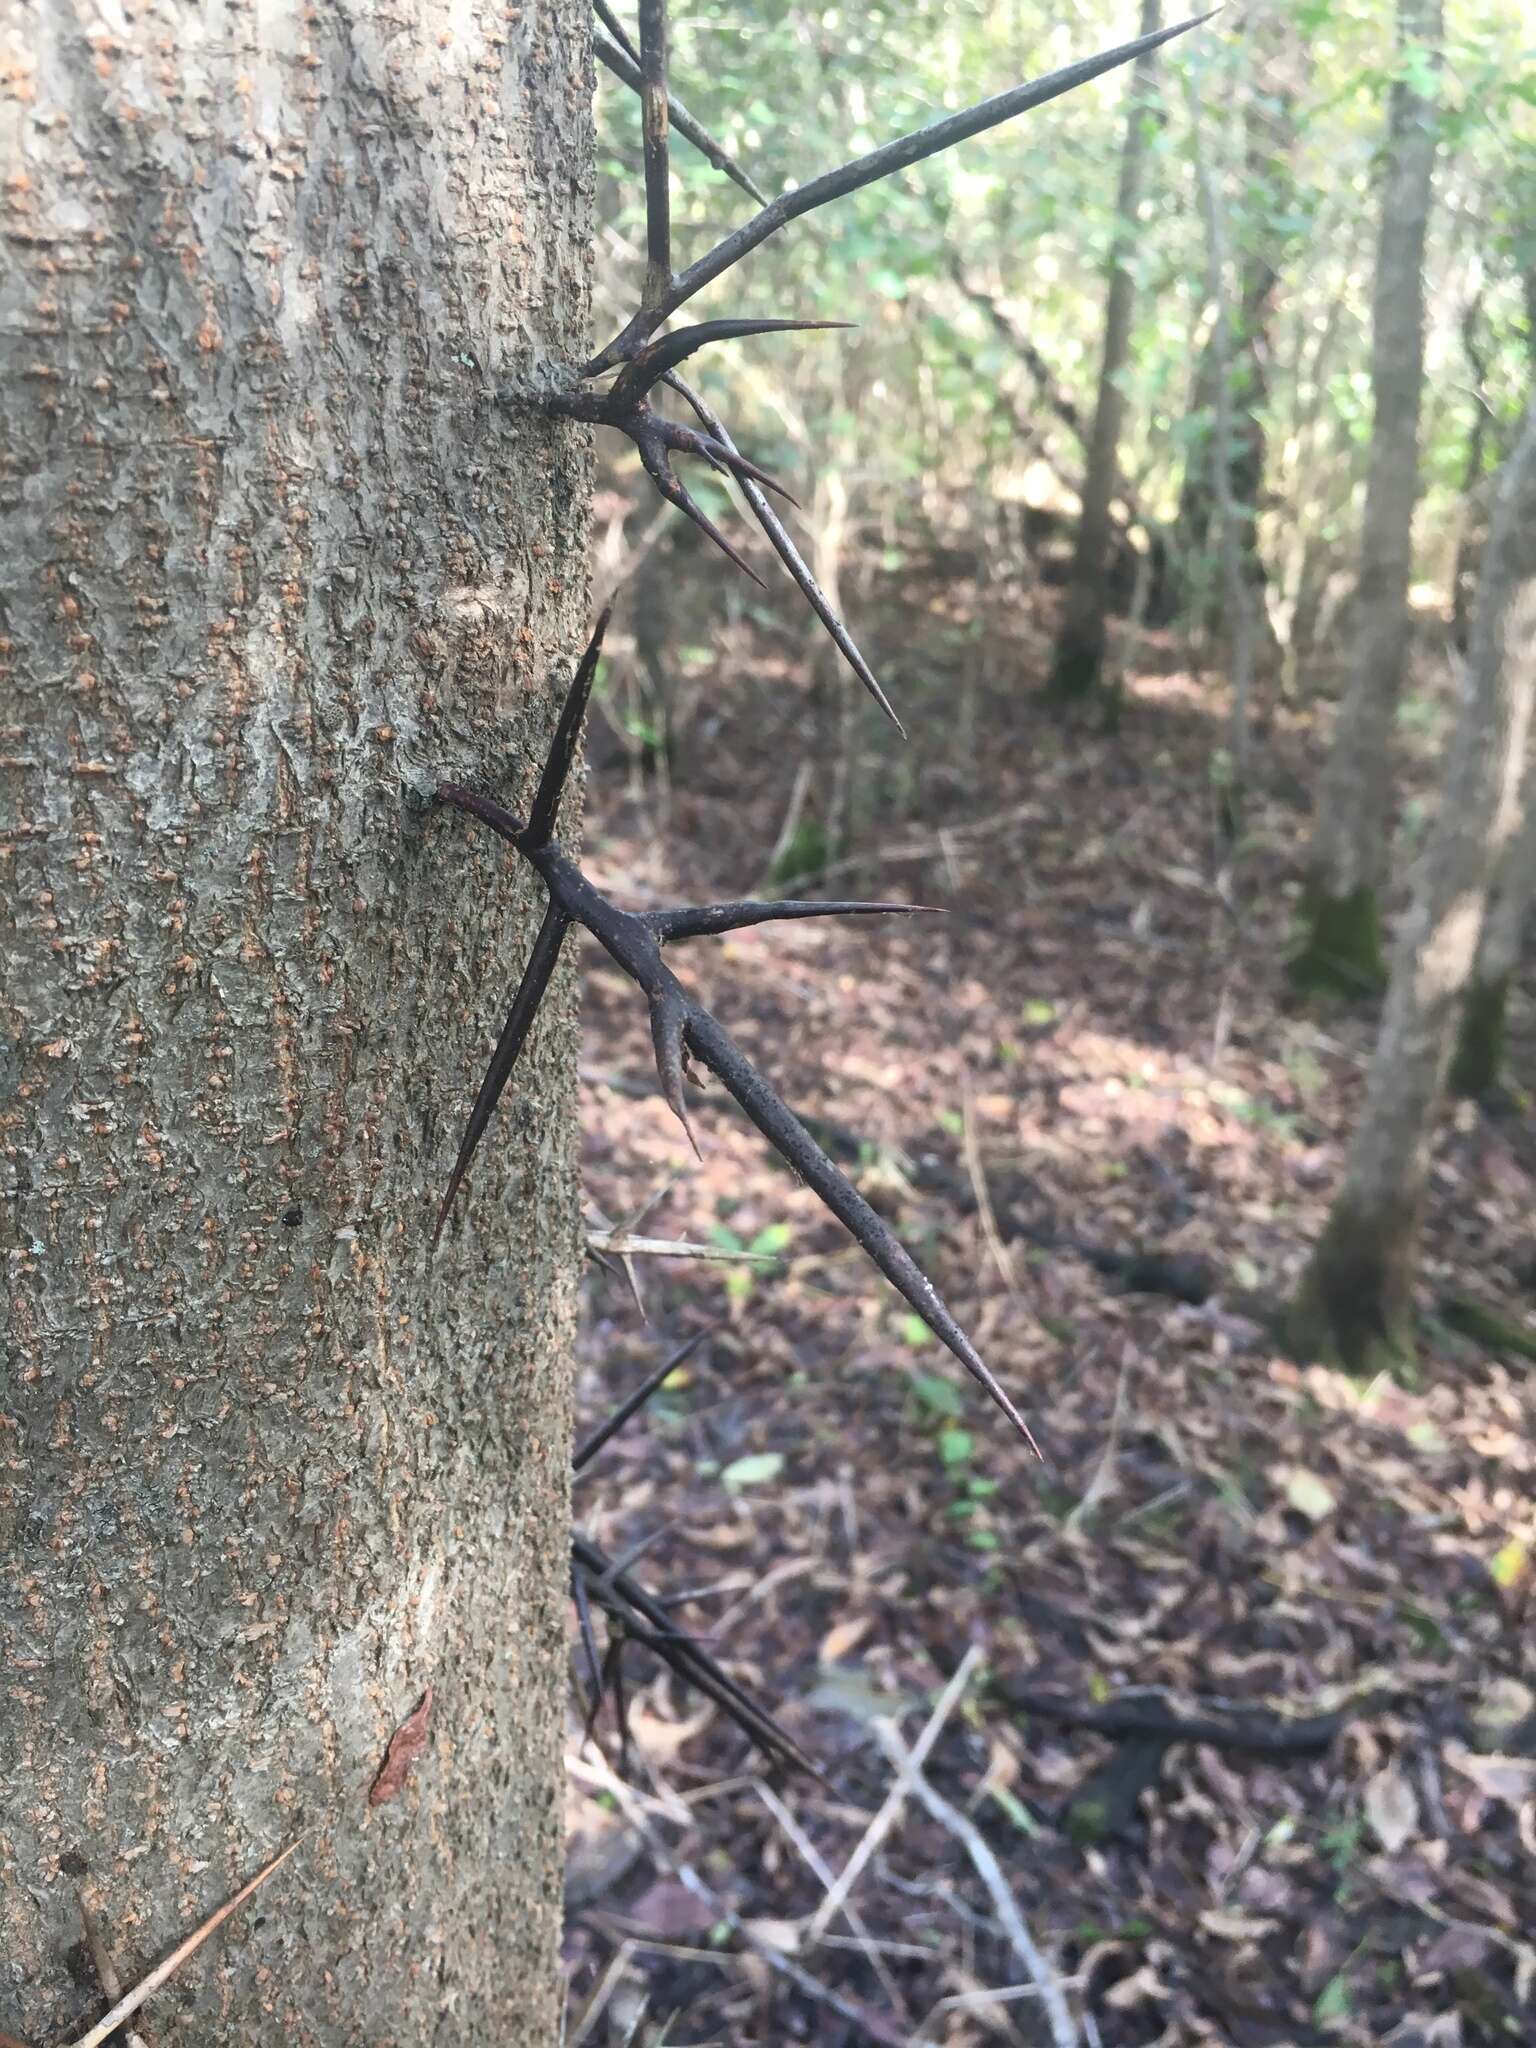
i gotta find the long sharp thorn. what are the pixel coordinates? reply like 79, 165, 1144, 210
684, 1008, 1042, 1457
574, 1536, 800, 1735
433, 903, 572, 1244
667, 373, 904, 731
636, 433, 765, 585
654, 417, 800, 506
613, 317, 851, 407
579, 1609, 821, 1778
638, 0, 671, 306
574, 1326, 714, 1472
650, 988, 702, 1157
573, 1564, 605, 1719
586, 13, 1214, 372
524, 606, 612, 849
435, 781, 526, 848
647, 899, 942, 942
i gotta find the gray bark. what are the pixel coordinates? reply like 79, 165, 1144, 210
1174, 1, 1302, 672
1469, 746, 1536, 998
1299, 0, 1442, 960
1, 2, 593, 2042
1048, 0, 1161, 702
1291, 398, 1536, 1368
1186, 81, 1257, 821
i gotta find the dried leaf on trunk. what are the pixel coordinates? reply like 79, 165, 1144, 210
369, 1686, 435, 1807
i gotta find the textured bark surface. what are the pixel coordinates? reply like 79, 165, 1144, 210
1296, 0, 1441, 975
1291, 400, 1536, 1371
1, 2, 592, 2041
1047, 0, 1161, 702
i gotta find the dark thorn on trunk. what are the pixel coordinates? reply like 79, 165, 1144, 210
592, 26, 770, 205
432, 901, 572, 1244
638, 0, 672, 308
667, 373, 904, 731
650, 987, 701, 1155
573, 1326, 715, 1472
438, 635, 1038, 1455
646, 898, 939, 942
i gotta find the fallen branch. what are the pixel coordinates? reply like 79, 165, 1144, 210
875, 1721, 1079, 2048
806, 1642, 984, 1943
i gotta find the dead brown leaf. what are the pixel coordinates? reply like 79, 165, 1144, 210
369, 1685, 434, 1808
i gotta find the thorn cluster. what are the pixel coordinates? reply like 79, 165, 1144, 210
563, 0, 1210, 725
435, 613, 1039, 1456
544, 317, 849, 594
571, 1328, 818, 1774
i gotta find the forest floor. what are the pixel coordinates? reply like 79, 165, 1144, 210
559, 540, 1536, 2048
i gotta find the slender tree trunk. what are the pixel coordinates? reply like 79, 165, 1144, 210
1047, 0, 1161, 704
1, 4, 592, 2042
1291, 0, 1442, 994
1174, 2, 1301, 675
1286, 399, 1536, 1372
1449, 741, 1536, 1095
1187, 81, 1257, 830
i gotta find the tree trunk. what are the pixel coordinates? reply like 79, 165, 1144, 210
1047, 0, 1162, 704
1173, 1, 1301, 677
1, 5, 593, 2043
1449, 741, 1536, 1095
1290, 0, 1442, 995
1286, 399, 1536, 1372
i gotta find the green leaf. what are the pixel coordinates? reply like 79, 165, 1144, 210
721, 1452, 785, 1491
1313, 1973, 1351, 2023
987, 1784, 1041, 1835
901, 1315, 938, 1351
938, 1427, 974, 1467
1285, 1468, 1336, 1522
911, 1372, 962, 1415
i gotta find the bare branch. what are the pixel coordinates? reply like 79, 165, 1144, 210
585, 1226, 782, 1264
875, 1720, 1079, 2048
587, 13, 1215, 372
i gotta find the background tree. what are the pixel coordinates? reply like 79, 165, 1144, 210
1449, 741, 1536, 1095
1174, 3, 1304, 676
0, 3, 592, 2041
1047, 0, 1164, 706
1287, 397, 1536, 1371
1290, 0, 1444, 993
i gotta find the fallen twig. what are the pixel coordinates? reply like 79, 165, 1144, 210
806, 1642, 984, 1944
59, 1840, 304, 2048
875, 1722, 1078, 2048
